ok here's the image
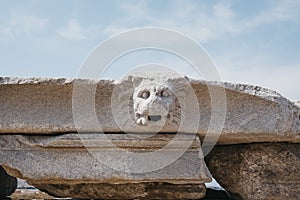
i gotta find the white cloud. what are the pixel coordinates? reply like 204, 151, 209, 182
57, 19, 87, 40
100, 0, 300, 100
102, 1, 239, 42
263, 65, 300, 101
0, 14, 48, 39
103, 0, 300, 42
213, 2, 235, 19
219, 63, 300, 101
103, 1, 148, 36
243, 0, 300, 29
119, 0, 149, 22
9, 15, 48, 33
104, 25, 130, 36
0, 27, 14, 39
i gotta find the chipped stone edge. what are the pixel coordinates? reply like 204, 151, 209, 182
0, 76, 288, 100
1, 76, 299, 134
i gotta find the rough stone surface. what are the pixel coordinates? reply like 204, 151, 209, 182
0, 134, 210, 199
0, 76, 299, 144
1, 75, 300, 199
34, 182, 206, 199
295, 101, 300, 108
206, 143, 300, 200
11, 189, 59, 200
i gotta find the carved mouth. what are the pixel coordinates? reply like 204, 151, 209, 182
148, 115, 162, 122
135, 112, 162, 126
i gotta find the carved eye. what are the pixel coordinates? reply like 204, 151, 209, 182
161, 90, 169, 97
140, 90, 150, 99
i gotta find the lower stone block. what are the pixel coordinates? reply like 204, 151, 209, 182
0, 133, 211, 199
34, 182, 206, 199
206, 143, 300, 200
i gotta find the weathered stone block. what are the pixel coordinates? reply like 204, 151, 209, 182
206, 143, 300, 200
0, 134, 210, 199
1, 75, 299, 199
0, 76, 299, 144
34, 182, 206, 199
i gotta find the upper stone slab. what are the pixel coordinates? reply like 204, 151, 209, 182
0, 76, 299, 144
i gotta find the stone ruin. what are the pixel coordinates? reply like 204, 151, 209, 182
0, 73, 299, 199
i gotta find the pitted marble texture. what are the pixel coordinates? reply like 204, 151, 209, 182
1, 74, 300, 199
206, 143, 300, 200
0, 75, 299, 144
0, 133, 210, 199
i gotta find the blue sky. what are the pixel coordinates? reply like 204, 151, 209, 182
0, 0, 300, 100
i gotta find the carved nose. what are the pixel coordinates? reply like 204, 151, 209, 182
148, 115, 162, 122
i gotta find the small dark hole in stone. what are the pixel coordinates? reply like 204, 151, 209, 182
148, 115, 162, 122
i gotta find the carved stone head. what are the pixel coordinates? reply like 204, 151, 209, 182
133, 79, 177, 126
112, 72, 189, 132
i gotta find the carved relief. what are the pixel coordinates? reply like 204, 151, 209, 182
133, 79, 180, 127
112, 75, 189, 133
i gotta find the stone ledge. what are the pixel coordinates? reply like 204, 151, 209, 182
0, 76, 299, 144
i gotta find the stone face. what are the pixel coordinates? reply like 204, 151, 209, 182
131, 77, 179, 127
0, 76, 299, 144
205, 143, 300, 200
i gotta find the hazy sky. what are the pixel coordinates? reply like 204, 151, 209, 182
0, 0, 299, 100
